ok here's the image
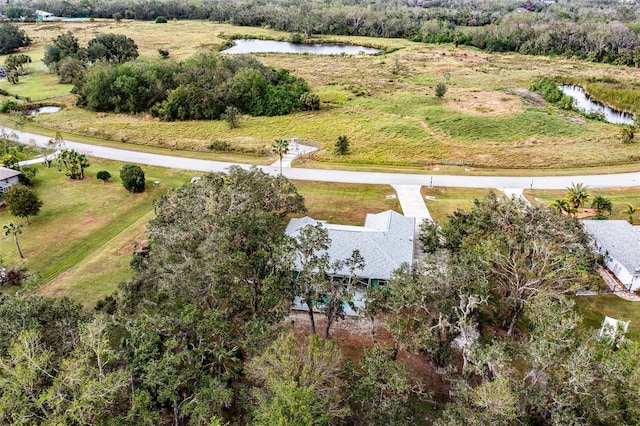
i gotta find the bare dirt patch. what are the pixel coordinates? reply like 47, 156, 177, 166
285, 311, 450, 397
507, 88, 546, 107
450, 89, 524, 116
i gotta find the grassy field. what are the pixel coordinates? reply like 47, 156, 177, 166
1, 20, 639, 171
525, 187, 640, 220
0, 159, 195, 305
422, 186, 494, 222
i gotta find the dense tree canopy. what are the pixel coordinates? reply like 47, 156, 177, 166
4, 0, 640, 65
73, 52, 311, 120
0, 24, 30, 55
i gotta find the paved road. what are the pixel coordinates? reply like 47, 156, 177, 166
7, 127, 640, 189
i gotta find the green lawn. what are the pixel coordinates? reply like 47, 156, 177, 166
574, 295, 640, 342
422, 186, 494, 223
293, 181, 401, 225
525, 187, 640, 221
0, 159, 195, 301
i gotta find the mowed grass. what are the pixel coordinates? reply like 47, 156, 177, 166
4, 20, 639, 170
0, 159, 195, 287
574, 295, 640, 341
525, 187, 640, 220
293, 181, 401, 225
422, 186, 494, 223
0, 167, 404, 307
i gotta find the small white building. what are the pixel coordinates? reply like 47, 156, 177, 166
0, 166, 21, 193
582, 220, 640, 292
286, 210, 415, 316
35, 10, 57, 20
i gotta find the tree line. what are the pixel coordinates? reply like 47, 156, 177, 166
3, 0, 640, 67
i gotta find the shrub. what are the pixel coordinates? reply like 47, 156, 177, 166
96, 170, 111, 182
435, 82, 447, 99
221, 106, 241, 129
290, 33, 304, 44
300, 93, 320, 111
0, 99, 19, 113
334, 135, 350, 155
120, 164, 145, 193
155, 16, 168, 23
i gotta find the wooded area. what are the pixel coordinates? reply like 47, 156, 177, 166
0, 171, 637, 425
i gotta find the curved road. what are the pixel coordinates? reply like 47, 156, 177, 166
8, 127, 640, 189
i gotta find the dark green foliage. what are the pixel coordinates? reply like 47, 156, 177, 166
57, 56, 84, 84
300, 92, 320, 111
7, 71, 19, 84
43, 31, 82, 72
119, 164, 145, 193
222, 105, 241, 129
4, 185, 43, 224
154, 16, 168, 23
345, 346, 416, 425
530, 77, 574, 110
57, 149, 89, 180
74, 52, 310, 120
0, 100, 19, 113
115, 167, 305, 422
17, 166, 36, 186
289, 32, 304, 44
418, 219, 440, 253
4, 54, 31, 74
0, 294, 82, 357
87, 33, 139, 64
435, 82, 447, 99
591, 195, 612, 215
75, 61, 179, 113
0, 24, 31, 55
96, 170, 111, 182
334, 134, 350, 155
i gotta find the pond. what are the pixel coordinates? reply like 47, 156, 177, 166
558, 85, 636, 125
223, 39, 381, 55
27, 106, 61, 115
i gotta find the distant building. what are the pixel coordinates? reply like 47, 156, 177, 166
35, 10, 56, 20
0, 167, 21, 193
582, 220, 640, 292
286, 210, 415, 316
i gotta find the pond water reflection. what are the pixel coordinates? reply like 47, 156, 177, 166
558, 85, 636, 125
223, 39, 381, 55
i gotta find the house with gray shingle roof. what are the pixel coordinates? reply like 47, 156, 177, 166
582, 220, 640, 292
286, 210, 415, 315
0, 166, 21, 193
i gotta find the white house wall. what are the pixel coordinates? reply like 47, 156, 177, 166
605, 257, 635, 290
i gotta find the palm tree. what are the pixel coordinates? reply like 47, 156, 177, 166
591, 195, 613, 215
3, 223, 23, 259
620, 203, 639, 224
272, 138, 289, 175
549, 199, 575, 215
565, 182, 590, 209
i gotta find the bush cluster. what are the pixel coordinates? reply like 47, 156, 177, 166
74, 52, 311, 121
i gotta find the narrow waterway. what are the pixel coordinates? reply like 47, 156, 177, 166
558, 85, 636, 125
